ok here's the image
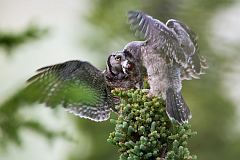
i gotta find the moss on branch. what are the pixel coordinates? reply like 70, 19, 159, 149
108, 89, 197, 160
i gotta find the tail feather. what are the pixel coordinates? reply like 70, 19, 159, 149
166, 88, 191, 124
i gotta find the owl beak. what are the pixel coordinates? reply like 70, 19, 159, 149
121, 60, 134, 74
121, 60, 129, 74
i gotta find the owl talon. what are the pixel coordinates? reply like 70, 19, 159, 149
113, 96, 121, 105
142, 89, 150, 93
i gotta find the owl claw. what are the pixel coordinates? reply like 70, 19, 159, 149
113, 96, 121, 105
142, 89, 150, 93
141, 89, 152, 97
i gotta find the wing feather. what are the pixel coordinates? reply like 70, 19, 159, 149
165, 19, 208, 79
128, 11, 188, 66
26, 60, 114, 121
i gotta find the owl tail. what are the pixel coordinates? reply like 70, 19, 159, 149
166, 88, 192, 124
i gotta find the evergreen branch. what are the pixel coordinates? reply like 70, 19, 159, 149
108, 89, 197, 160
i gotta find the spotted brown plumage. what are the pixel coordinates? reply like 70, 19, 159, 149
26, 51, 143, 122
104, 51, 143, 89
27, 60, 115, 121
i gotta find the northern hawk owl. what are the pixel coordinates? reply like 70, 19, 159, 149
27, 52, 141, 122
121, 11, 207, 124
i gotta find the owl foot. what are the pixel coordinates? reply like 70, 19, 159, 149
142, 89, 150, 94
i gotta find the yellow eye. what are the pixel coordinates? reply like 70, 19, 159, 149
115, 56, 121, 61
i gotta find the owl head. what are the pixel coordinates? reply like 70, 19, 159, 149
123, 41, 145, 58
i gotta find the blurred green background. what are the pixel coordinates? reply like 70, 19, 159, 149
0, 0, 240, 160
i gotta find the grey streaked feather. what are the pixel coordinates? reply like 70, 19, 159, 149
128, 11, 188, 67
125, 11, 207, 124
166, 88, 191, 124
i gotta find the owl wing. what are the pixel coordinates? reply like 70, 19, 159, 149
166, 19, 208, 80
166, 19, 196, 57
27, 60, 115, 121
128, 11, 188, 66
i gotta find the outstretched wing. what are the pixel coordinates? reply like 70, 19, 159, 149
166, 19, 208, 80
180, 55, 208, 80
26, 60, 114, 121
128, 10, 188, 66
166, 19, 196, 57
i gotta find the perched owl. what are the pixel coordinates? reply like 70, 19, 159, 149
104, 51, 144, 89
26, 51, 141, 122
121, 11, 207, 124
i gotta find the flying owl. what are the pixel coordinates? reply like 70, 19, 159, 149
120, 11, 207, 124
26, 51, 142, 122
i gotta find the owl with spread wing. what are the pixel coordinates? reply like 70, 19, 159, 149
120, 11, 207, 124
25, 51, 142, 122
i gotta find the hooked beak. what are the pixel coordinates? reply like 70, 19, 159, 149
121, 60, 134, 74
121, 60, 128, 74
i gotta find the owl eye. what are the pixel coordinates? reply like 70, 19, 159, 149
115, 55, 121, 61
